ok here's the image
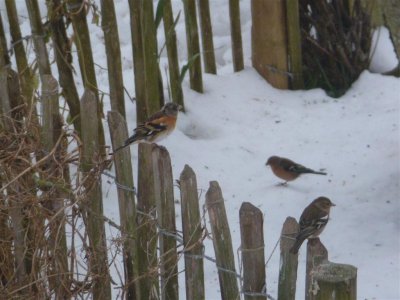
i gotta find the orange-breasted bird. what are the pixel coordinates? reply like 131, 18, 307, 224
266, 156, 327, 185
290, 196, 335, 254
112, 102, 181, 153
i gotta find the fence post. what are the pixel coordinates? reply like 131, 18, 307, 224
152, 146, 179, 300
128, 0, 147, 123
101, 0, 126, 119
285, 0, 304, 89
251, 0, 288, 89
47, 0, 81, 134
278, 217, 299, 300
107, 111, 140, 299
179, 165, 205, 300
162, 0, 185, 109
183, 0, 203, 93
311, 262, 357, 300
229, 0, 244, 72
239, 202, 266, 300
206, 181, 239, 300
80, 89, 111, 300
305, 238, 328, 300
137, 143, 159, 300
197, 0, 217, 74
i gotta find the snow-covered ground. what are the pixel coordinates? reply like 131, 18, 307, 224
2, 1, 399, 299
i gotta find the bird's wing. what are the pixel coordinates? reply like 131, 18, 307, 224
281, 159, 314, 174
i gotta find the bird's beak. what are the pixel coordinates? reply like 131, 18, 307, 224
331, 203, 336, 207
265, 162, 269, 166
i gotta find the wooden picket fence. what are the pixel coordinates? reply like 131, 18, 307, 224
0, 0, 359, 299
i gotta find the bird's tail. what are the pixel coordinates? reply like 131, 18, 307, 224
110, 135, 137, 155
302, 168, 327, 175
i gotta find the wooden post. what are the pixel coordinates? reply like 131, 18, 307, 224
305, 238, 328, 300
285, 0, 304, 89
251, 0, 288, 89
101, 0, 126, 119
239, 202, 266, 300
162, 0, 185, 109
80, 89, 111, 300
128, 0, 147, 123
5, 0, 35, 108
107, 111, 140, 299
183, 0, 203, 93
137, 143, 159, 300
197, 0, 217, 74
66, 0, 105, 153
205, 181, 239, 300
41, 75, 70, 299
277, 217, 299, 300
152, 146, 179, 300
141, 0, 162, 115
311, 262, 357, 300
229, 0, 244, 72
179, 165, 205, 300
47, 0, 81, 134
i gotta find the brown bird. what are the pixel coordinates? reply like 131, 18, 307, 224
112, 102, 181, 153
290, 197, 335, 254
266, 156, 327, 185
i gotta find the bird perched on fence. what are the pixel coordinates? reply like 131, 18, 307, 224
290, 196, 335, 254
265, 156, 327, 185
112, 102, 181, 153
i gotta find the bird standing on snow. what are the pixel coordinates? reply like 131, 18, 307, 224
266, 156, 327, 185
112, 102, 181, 153
290, 196, 335, 254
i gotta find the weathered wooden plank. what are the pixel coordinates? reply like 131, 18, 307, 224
179, 165, 205, 300
108, 111, 140, 299
198, 0, 217, 74
240, 202, 266, 300
229, 0, 244, 72
152, 146, 179, 300
305, 238, 328, 300
205, 181, 239, 300
278, 217, 299, 300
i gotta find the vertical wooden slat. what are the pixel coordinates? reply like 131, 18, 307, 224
101, 0, 126, 119
278, 217, 299, 300
239, 202, 266, 300
179, 165, 205, 300
66, 0, 105, 153
197, 0, 217, 74
205, 181, 239, 300
229, 0, 244, 72
137, 143, 159, 300
128, 0, 147, 123
47, 0, 81, 134
80, 89, 111, 300
5, 0, 36, 109
305, 238, 328, 300
152, 146, 179, 300
108, 111, 140, 299
141, 0, 162, 115
183, 0, 203, 93
163, 0, 185, 109
251, 0, 288, 88
312, 262, 357, 300
286, 0, 304, 89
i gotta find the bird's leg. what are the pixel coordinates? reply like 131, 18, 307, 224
276, 181, 288, 186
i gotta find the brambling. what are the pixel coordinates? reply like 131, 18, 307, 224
290, 197, 335, 254
266, 156, 327, 185
112, 102, 181, 153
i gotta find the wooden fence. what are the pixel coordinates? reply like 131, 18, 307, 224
0, 1, 359, 299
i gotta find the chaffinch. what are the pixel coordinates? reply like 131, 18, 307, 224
113, 102, 181, 153
290, 197, 335, 254
266, 156, 327, 185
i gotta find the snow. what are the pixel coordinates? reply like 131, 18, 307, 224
2, 0, 399, 299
